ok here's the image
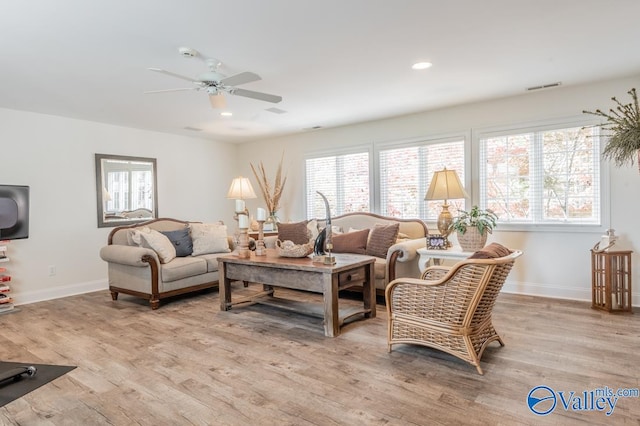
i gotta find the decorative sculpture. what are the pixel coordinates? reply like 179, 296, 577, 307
313, 191, 335, 265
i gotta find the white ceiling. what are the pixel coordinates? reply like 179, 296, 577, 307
2, 0, 640, 143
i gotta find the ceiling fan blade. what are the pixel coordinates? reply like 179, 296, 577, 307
232, 88, 282, 103
148, 68, 196, 83
220, 72, 261, 87
209, 93, 227, 109
144, 87, 199, 94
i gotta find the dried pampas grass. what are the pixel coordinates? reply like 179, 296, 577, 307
250, 152, 287, 213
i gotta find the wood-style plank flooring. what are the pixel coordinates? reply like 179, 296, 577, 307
0, 284, 638, 425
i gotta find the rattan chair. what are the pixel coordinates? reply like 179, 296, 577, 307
385, 250, 522, 374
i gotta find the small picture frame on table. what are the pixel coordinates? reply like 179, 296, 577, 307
427, 234, 447, 250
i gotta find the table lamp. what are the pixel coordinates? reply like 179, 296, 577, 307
424, 168, 468, 239
226, 176, 257, 215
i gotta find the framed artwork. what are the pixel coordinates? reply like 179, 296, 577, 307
427, 234, 447, 250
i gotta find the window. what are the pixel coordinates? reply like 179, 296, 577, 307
378, 140, 465, 220
104, 160, 154, 213
305, 151, 370, 219
479, 124, 601, 226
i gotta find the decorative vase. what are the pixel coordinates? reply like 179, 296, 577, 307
265, 211, 280, 231
457, 226, 487, 252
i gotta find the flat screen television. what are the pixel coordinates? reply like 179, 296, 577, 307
0, 185, 29, 240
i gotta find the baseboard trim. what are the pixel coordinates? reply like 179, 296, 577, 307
12, 279, 108, 306
502, 279, 639, 307
9, 278, 640, 308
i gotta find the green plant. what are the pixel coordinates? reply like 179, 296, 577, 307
449, 206, 498, 236
583, 88, 640, 168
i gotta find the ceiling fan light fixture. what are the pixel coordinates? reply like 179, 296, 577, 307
412, 61, 433, 70
209, 93, 226, 109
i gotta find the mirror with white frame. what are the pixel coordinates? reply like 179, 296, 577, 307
95, 153, 158, 228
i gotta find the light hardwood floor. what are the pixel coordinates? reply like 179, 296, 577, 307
0, 285, 638, 425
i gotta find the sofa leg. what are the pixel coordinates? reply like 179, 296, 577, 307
110, 291, 119, 301
150, 298, 160, 310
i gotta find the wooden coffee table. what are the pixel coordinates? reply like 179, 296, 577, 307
217, 249, 376, 337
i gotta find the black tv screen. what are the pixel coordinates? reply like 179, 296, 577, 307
0, 185, 29, 240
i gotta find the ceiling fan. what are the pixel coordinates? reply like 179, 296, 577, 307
145, 47, 282, 109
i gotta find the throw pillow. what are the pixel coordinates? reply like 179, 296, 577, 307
132, 227, 177, 263
161, 228, 193, 257
189, 223, 230, 256
468, 242, 512, 259
278, 221, 311, 245
331, 229, 370, 254
365, 223, 400, 259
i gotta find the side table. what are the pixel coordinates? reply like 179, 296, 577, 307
417, 246, 473, 273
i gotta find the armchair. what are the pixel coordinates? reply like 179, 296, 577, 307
385, 249, 522, 374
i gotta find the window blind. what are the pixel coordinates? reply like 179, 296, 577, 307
379, 140, 465, 220
479, 125, 600, 225
305, 152, 370, 219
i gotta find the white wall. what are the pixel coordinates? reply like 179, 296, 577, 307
3, 74, 639, 308
236, 75, 640, 306
0, 108, 237, 305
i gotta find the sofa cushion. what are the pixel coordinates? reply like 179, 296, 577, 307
161, 228, 193, 257
278, 221, 311, 245
468, 242, 511, 259
198, 253, 224, 273
332, 229, 370, 254
366, 223, 400, 258
189, 223, 230, 256
161, 257, 208, 282
132, 227, 176, 264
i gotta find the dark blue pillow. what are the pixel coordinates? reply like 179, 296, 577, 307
161, 228, 193, 257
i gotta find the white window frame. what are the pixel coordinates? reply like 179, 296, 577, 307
473, 116, 610, 233
374, 133, 470, 220
303, 145, 373, 219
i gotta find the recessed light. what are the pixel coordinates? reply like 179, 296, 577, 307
412, 62, 433, 70
220, 112, 233, 117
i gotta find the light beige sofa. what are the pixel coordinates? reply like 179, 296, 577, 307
267, 213, 428, 295
99, 218, 232, 309
324, 213, 428, 294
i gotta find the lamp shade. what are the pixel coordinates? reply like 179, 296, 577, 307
209, 93, 226, 109
227, 176, 257, 199
424, 168, 468, 201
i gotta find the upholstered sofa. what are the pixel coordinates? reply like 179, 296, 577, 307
99, 218, 233, 309
267, 213, 428, 294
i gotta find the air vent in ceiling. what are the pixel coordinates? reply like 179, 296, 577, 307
265, 107, 287, 114
526, 82, 562, 91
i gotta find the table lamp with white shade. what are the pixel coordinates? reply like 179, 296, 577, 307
424, 168, 468, 241
226, 176, 257, 215
227, 176, 257, 258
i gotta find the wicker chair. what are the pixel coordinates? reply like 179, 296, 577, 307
385, 250, 522, 374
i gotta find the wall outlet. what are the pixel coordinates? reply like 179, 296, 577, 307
48, 265, 56, 276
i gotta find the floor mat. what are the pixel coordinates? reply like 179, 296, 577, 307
0, 361, 76, 407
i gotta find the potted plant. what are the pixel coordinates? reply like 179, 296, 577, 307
583, 88, 640, 172
449, 206, 498, 251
